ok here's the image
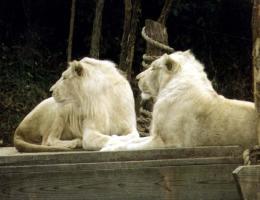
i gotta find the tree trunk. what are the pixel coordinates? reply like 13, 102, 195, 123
119, 0, 141, 80
67, 0, 76, 62
158, 0, 174, 25
252, 0, 260, 144
137, 0, 173, 136
90, 0, 105, 58
144, 19, 170, 59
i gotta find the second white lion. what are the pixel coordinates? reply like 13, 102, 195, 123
102, 50, 259, 151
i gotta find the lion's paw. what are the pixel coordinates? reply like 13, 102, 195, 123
101, 138, 127, 151
62, 139, 82, 149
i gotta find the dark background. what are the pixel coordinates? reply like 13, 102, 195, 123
0, 0, 253, 145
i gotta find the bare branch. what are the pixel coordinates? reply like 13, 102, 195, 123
157, 0, 174, 25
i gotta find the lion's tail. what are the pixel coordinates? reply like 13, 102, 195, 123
14, 133, 71, 153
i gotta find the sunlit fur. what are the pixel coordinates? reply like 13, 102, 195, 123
14, 58, 138, 152
101, 50, 258, 151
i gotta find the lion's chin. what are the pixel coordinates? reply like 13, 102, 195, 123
53, 96, 74, 104
141, 92, 152, 100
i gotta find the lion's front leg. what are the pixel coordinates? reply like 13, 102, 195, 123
46, 138, 82, 149
82, 128, 112, 151
42, 117, 82, 149
109, 131, 140, 142
101, 135, 164, 151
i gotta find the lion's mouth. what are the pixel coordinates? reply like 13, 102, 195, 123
141, 92, 152, 100
54, 98, 75, 104
52, 94, 74, 104
139, 83, 153, 100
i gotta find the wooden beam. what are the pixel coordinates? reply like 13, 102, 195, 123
233, 165, 260, 200
0, 146, 243, 199
0, 146, 242, 166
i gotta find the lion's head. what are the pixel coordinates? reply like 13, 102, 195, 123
50, 57, 120, 105
137, 53, 181, 100
137, 50, 212, 100
50, 61, 85, 104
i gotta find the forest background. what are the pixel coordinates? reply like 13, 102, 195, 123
0, 0, 252, 146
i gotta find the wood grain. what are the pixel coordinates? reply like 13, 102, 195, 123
0, 146, 243, 200
233, 165, 260, 200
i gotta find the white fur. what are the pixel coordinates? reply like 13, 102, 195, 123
101, 51, 258, 151
14, 58, 138, 152
78, 58, 139, 150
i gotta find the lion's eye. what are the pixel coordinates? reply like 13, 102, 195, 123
62, 76, 67, 80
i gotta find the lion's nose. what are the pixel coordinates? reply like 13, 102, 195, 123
136, 72, 144, 80
49, 85, 55, 92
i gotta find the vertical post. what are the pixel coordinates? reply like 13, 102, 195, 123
90, 0, 105, 58
67, 0, 76, 62
252, 0, 260, 144
137, 0, 173, 136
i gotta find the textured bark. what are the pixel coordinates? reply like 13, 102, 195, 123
67, 0, 76, 62
90, 0, 105, 58
252, 0, 260, 145
145, 19, 170, 59
119, 0, 141, 80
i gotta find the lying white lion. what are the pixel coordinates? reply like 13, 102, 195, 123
14, 57, 138, 152
101, 50, 259, 151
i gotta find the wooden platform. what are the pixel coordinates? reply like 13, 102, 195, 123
233, 165, 260, 200
0, 146, 243, 200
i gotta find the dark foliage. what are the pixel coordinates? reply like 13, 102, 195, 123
0, 0, 253, 145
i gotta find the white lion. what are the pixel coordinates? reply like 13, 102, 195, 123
101, 50, 259, 151
14, 57, 138, 152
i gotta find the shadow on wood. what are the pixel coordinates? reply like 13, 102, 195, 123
0, 146, 243, 200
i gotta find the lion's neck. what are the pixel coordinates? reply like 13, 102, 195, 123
157, 66, 216, 102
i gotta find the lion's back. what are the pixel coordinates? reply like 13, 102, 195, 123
16, 97, 58, 137
188, 96, 258, 148
104, 70, 136, 135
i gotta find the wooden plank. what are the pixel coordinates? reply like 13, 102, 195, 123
0, 157, 241, 174
233, 165, 260, 200
0, 146, 243, 166
0, 164, 240, 200
0, 146, 243, 200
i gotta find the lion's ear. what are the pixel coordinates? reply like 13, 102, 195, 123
164, 55, 179, 72
184, 49, 192, 55
74, 63, 84, 76
165, 57, 173, 71
70, 61, 84, 76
